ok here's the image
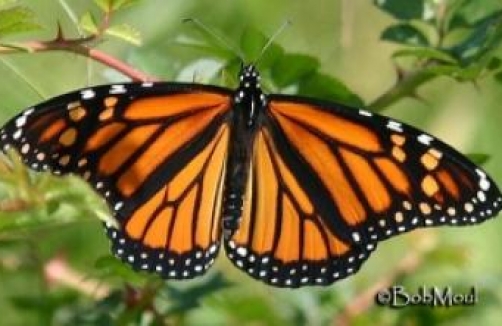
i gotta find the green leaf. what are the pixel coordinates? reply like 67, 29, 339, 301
467, 153, 491, 165
240, 26, 267, 62
422, 64, 483, 81
450, 10, 502, 65
271, 54, 320, 88
240, 26, 283, 67
0, 42, 33, 52
110, 0, 142, 11
11, 292, 80, 311
0, 0, 17, 7
61, 291, 121, 326
94, 256, 146, 283
213, 294, 286, 325
494, 71, 502, 83
448, 14, 470, 30
393, 47, 458, 64
93, 0, 110, 11
79, 11, 99, 35
161, 272, 233, 315
381, 23, 429, 46
174, 36, 236, 61
298, 73, 364, 107
374, 0, 425, 20
219, 58, 243, 86
94, 0, 140, 12
487, 57, 502, 70
0, 6, 42, 37
448, 0, 502, 26
105, 24, 142, 45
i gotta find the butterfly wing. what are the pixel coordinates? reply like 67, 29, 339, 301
225, 94, 501, 287
0, 83, 232, 278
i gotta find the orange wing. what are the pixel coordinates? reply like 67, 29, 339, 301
225, 96, 501, 287
225, 129, 372, 287
0, 83, 232, 278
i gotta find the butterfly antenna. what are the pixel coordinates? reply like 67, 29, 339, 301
183, 18, 244, 62
254, 20, 292, 65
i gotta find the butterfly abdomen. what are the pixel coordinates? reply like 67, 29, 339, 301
221, 123, 254, 237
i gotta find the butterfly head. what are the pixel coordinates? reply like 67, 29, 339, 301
235, 64, 267, 108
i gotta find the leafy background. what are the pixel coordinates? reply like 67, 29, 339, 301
1, 0, 502, 325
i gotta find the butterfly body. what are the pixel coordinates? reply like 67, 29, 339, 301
1, 64, 501, 287
221, 65, 264, 235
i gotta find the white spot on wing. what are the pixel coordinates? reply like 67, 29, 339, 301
387, 120, 403, 132
417, 134, 434, 146
476, 169, 486, 179
13, 129, 22, 140
359, 109, 372, 117
16, 116, 27, 128
110, 85, 127, 94
23, 108, 34, 116
209, 244, 218, 254
477, 191, 486, 202
480, 178, 490, 191
236, 247, 247, 257
114, 202, 124, 211
81, 89, 96, 99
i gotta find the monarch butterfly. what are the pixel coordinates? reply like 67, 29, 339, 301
1, 64, 501, 288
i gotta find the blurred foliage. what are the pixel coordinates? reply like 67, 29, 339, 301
372, 0, 502, 110
79, 0, 142, 46
0, 0, 501, 325
0, 3, 41, 38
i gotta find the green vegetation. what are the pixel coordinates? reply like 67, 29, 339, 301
0, 0, 502, 325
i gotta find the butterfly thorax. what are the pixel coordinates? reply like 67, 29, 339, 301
221, 65, 266, 237
234, 64, 267, 126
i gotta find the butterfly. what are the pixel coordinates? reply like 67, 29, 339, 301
0, 64, 501, 288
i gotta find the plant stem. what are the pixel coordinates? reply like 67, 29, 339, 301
332, 234, 436, 326
0, 39, 159, 82
368, 63, 437, 112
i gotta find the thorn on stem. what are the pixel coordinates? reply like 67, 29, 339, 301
393, 62, 406, 82
410, 91, 429, 106
55, 22, 65, 42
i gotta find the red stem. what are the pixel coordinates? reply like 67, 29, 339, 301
0, 39, 160, 82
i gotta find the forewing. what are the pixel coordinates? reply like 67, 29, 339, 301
0, 83, 232, 278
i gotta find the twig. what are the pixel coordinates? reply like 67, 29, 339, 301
0, 198, 31, 212
0, 37, 159, 82
368, 2, 450, 113
44, 256, 111, 300
333, 234, 437, 326
368, 63, 437, 112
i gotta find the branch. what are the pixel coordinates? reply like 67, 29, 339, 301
0, 37, 159, 82
333, 234, 437, 326
368, 63, 437, 112
44, 256, 111, 300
